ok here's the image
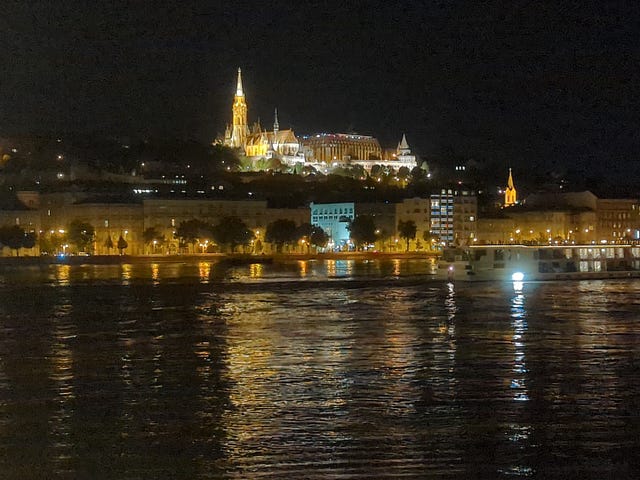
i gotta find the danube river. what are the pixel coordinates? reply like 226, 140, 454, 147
0, 259, 638, 479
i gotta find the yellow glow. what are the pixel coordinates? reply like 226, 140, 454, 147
198, 262, 211, 282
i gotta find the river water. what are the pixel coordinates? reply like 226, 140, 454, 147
0, 259, 638, 479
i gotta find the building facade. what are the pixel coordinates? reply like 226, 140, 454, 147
430, 189, 477, 246
310, 202, 354, 250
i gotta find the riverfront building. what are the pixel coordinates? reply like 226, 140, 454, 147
430, 189, 478, 246
310, 202, 355, 250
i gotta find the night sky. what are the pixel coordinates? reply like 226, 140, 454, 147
2, 1, 639, 180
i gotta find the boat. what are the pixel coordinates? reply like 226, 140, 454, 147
435, 247, 471, 281
440, 244, 640, 282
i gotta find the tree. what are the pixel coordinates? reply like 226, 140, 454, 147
0, 225, 34, 256
23, 231, 36, 251
117, 235, 128, 255
174, 219, 212, 252
309, 225, 329, 251
67, 220, 95, 253
211, 216, 253, 253
295, 222, 313, 253
348, 215, 377, 250
398, 220, 417, 252
143, 227, 165, 253
40, 230, 66, 255
265, 219, 298, 253
104, 234, 114, 254
423, 231, 441, 252
210, 144, 240, 172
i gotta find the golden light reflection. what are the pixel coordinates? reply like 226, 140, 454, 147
298, 260, 308, 277
199, 262, 211, 283
392, 259, 401, 276
151, 263, 160, 284
120, 264, 132, 285
326, 259, 336, 277
249, 263, 263, 278
55, 264, 71, 286
48, 318, 76, 471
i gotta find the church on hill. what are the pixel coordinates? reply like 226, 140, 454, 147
221, 67, 417, 172
223, 68, 303, 165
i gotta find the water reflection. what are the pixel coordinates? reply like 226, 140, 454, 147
120, 263, 132, 285
151, 262, 160, 285
249, 262, 263, 278
510, 288, 529, 402
0, 265, 638, 478
55, 264, 71, 286
49, 311, 76, 475
325, 259, 353, 278
198, 261, 211, 283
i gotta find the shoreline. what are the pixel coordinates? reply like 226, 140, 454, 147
0, 252, 439, 266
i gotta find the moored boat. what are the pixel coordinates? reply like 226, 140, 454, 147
441, 244, 640, 281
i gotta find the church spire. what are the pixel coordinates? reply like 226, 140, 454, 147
228, 67, 248, 149
504, 168, 517, 207
273, 108, 279, 135
236, 67, 244, 96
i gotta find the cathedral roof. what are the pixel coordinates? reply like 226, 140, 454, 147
245, 129, 299, 145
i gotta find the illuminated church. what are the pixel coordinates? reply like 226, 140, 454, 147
223, 68, 417, 172
223, 68, 303, 164
504, 168, 517, 206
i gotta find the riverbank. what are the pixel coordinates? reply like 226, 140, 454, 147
0, 251, 439, 266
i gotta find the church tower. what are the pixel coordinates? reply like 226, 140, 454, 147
504, 168, 517, 206
230, 68, 249, 149
273, 108, 279, 136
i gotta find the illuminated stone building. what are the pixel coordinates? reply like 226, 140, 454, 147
395, 197, 431, 250
300, 133, 417, 172
487, 209, 596, 245
596, 198, 640, 242
301, 133, 382, 163
70, 201, 144, 255
0, 192, 41, 255
143, 198, 309, 254
478, 191, 600, 245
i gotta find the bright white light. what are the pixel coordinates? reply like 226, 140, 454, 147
511, 272, 524, 282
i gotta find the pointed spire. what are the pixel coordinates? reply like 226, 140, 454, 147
397, 133, 410, 155
399, 133, 409, 150
273, 108, 279, 134
236, 67, 244, 96
507, 168, 514, 189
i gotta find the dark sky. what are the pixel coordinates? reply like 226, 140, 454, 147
1, 0, 639, 179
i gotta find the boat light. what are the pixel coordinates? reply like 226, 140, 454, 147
511, 272, 524, 282
448, 265, 454, 271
